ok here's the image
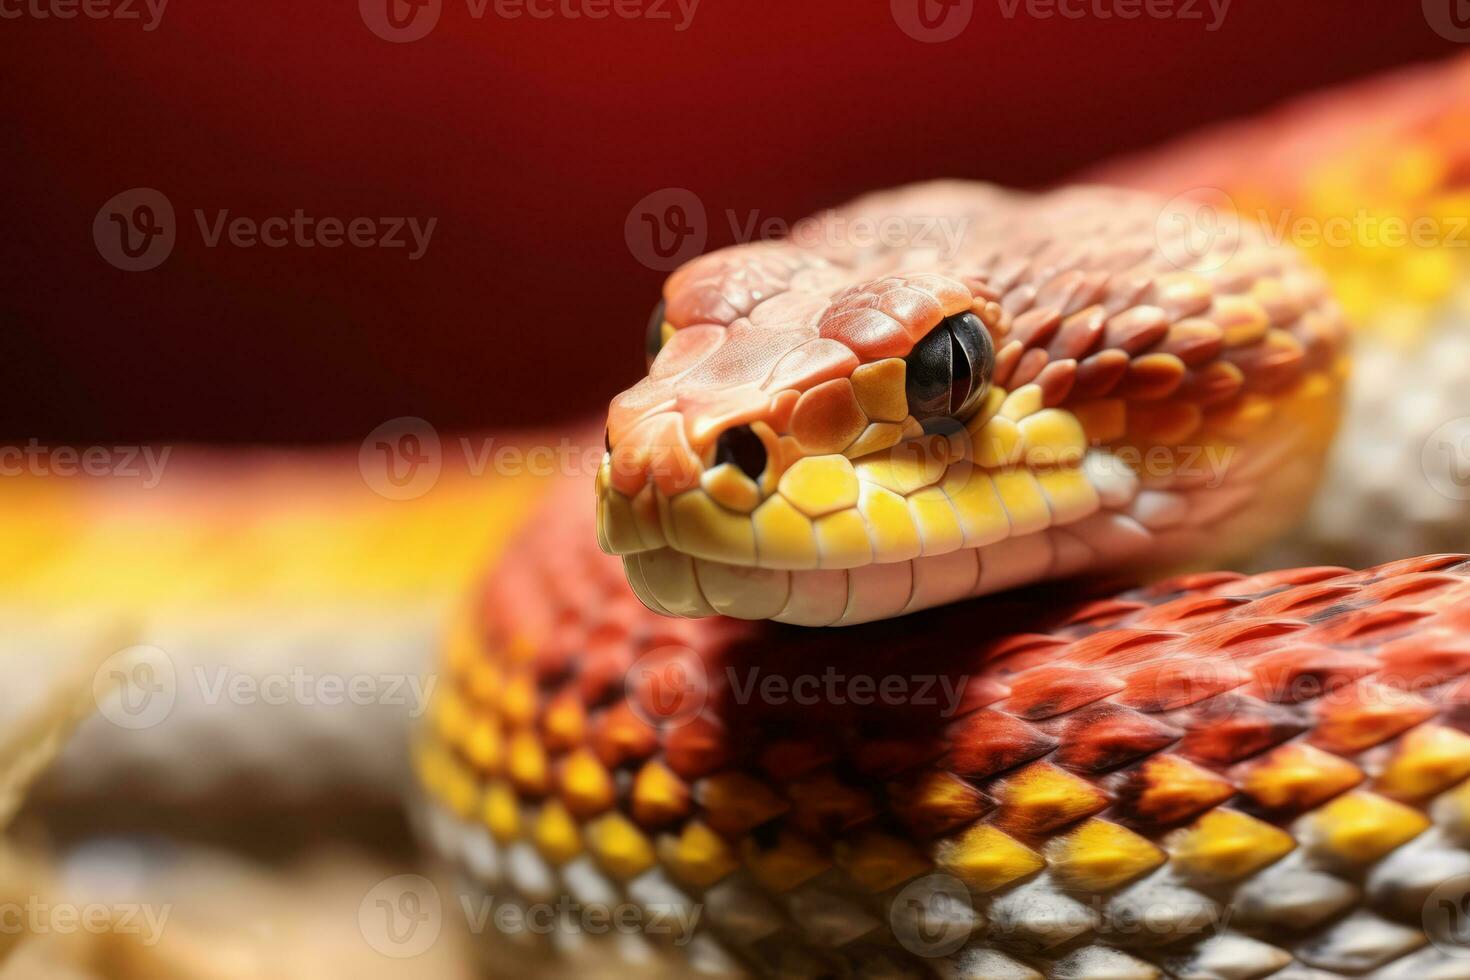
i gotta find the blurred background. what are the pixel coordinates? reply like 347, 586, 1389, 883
5, 0, 1470, 976
1, 0, 1462, 444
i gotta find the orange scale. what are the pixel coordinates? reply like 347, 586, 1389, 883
648, 323, 727, 380
1310, 606, 1437, 645
1244, 644, 1382, 704
1364, 554, 1470, 580
587, 699, 659, 768
1009, 307, 1062, 350
1110, 753, 1236, 829
1072, 348, 1130, 399
1060, 598, 1151, 629
1377, 632, 1470, 688
1175, 694, 1308, 766
1227, 565, 1354, 593
998, 666, 1127, 720
1309, 681, 1438, 755
1359, 573, 1469, 604
1187, 618, 1310, 654
785, 771, 879, 837
888, 770, 996, 839
1007, 347, 1051, 389
1132, 594, 1250, 629
541, 688, 588, 753
1046, 702, 1182, 773
980, 632, 1073, 666
1061, 629, 1187, 667
991, 338, 1025, 389
663, 713, 733, 780
1140, 570, 1249, 598
945, 709, 1060, 780
819, 306, 910, 360
1242, 582, 1360, 618
945, 675, 1013, 717
1117, 658, 1252, 713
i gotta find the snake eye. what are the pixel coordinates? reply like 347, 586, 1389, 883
646, 300, 668, 368
714, 425, 767, 481
905, 311, 994, 427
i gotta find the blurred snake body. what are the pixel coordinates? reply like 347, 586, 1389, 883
416, 178, 1470, 977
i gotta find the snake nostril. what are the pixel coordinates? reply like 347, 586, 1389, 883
714, 425, 767, 482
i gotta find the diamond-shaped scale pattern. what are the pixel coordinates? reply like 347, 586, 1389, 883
417, 483, 1470, 976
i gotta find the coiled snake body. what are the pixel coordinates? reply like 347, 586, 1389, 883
415, 183, 1470, 976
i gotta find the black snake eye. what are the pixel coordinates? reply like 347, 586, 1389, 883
905, 311, 994, 426
646, 300, 668, 367
714, 425, 767, 481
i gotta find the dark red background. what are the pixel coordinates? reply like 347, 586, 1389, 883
2, 0, 1462, 443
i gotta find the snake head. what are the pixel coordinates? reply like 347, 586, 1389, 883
598, 184, 1349, 625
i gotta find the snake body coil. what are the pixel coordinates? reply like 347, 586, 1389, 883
414, 184, 1470, 977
